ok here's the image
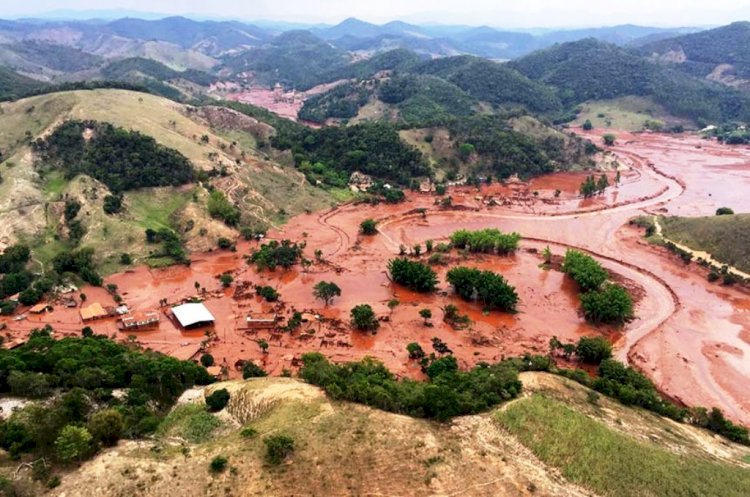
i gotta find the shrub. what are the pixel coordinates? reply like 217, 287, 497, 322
120, 253, 132, 265
205, 388, 230, 412
449, 229, 521, 254
217, 237, 233, 249
716, 207, 734, 216
102, 194, 123, 215
242, 362, 267, 379
200, 353, 215, 367
264, 435, 295, 465
255, 285, 279, 302
240, 427, 258, 438
219, 273, 233, 287
250, 240, 302, 271
87, 409, 124, 446
54, 425, 92, 462
387, 258, 438, 292
407, 342, 425, 360
575, 336, 613, 364
580, 284, 633, 324
210, 455, 228, 473
207, 190, 240, 226
351, 304, 379, 331
360, 218, 378, 235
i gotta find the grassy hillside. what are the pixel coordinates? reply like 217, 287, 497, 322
31, 373, 750, 497
660, 214, 750, 273
572, 96, 693, 131
0, 66, 47, 100
0, 89, 332, 272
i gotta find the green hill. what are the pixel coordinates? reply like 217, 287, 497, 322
29, 372, 750, 497
660, 214, 750, 273
510, 38, 750, 124
640, 22, 750, 80
0, 66, 47, 100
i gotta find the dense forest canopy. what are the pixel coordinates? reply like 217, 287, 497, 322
34, 120, 194, 193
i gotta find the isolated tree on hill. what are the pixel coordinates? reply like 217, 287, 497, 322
716, 207, 734, 216
582, 119, 593, 131
602, 134, 617, 146
407, 342, 425, 360
313, 281, 341, 306
597, 174, 609, 192
257, 339, 269, 354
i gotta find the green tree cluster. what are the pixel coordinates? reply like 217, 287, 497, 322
249, 240, 303, 271
446, 267, 519, 312
387, 258, 438, 292
450, 228, 521, 254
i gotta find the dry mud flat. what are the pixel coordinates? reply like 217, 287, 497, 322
3, 130, 750, 424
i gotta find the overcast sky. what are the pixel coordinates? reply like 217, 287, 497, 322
7, 0, 750, 28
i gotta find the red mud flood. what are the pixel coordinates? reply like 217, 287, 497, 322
4, 129, 750, 424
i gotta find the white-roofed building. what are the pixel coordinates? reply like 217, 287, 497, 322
171, 303, 215, 329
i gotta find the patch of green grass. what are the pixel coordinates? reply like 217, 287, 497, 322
126, 189, 192, 231
660, 214, 750, 273
327, 187, 357, 203
573, 96, 677, 131
41, 171, 68, 200
158, 404, 221, 443
496, 394, 750, 497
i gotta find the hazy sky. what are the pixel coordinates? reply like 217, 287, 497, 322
7, 0, 750, 27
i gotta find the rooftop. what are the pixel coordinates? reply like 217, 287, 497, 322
172, 303, 215, 328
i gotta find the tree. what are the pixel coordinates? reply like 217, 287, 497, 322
716, 207, 734, 216
81, 326, 94, 338
387, 299, 400, 314
562, 250, 607, 292
419, 308, 432, 325
596, 174, 609, 192
351, 304, 379, 331
219, 274, 233, 287
580, 283, 634, 324
360, 219, 378, 235
602, 134, 617, 146
54, 425, 92, 462
582, 119, 593, 131
102, 194, 123, 215
120, 253, 132, 265
575, 336, 613, 364
242, 362, 267, 379
406, 342, 425, 360
205, 388, 230, 412
446, 266, 519, 312
458, 143, 475, 161
257, 339, 269, 354
313, 281, 341, 306
264, 435, 294, 465
87, 409, 124, 446
387, 258, 438, 293
200, 353, 214, 367
210, 455, 228, 473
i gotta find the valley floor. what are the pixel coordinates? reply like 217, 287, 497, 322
3, 128, 750, 427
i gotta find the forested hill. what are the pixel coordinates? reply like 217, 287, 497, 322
509, 38, 750, 124
639, 22, 750, 79
0, 67, 46, 100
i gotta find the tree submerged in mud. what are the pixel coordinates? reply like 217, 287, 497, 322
446, 266, 519, 313
249, 240, 303, 271
313, 281, 341, 306
387, 258, 438, 292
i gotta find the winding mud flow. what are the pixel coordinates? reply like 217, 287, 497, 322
4, 129, 750, 424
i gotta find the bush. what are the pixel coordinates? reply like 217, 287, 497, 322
102, 194, 123, 215
219, 274, 233, 287
716, 207, 734, 216
255, 285, 280, 302
87, 409, 124, 446
562, 250, 608, 292
205, 388, 230, 412
207, 190, 240, 226
54, 425, 92, 462
240, 427, 258, 438
351, 304, 379, 331
580, 284, 633, 324
299, 353, 522, 421
250, 240, 303, 271
449, 229, 521, 254
360, 218, 378, 235
446, 266, 519, 312
217, 237, 233, 250
242, 362, 268, 379
120, 253, 132, 265
209, 455, 228, 473
264, 434, 295, 465
200, 353, 215, 367
387, 258, 438, 292
575, 336, 613, 364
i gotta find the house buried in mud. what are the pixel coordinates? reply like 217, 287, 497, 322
171, 303, 215, 330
